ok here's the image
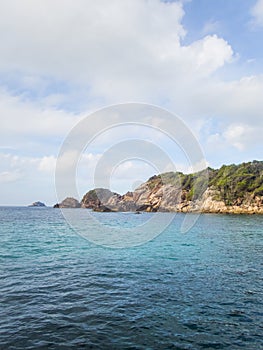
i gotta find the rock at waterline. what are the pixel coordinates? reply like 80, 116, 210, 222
93, 205, 114, 212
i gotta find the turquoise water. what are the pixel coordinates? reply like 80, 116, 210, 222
0, 207, 262, 349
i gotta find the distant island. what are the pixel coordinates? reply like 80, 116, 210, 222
55, 160, 263, 214
28, 201, 46, 207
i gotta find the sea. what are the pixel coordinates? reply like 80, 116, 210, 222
0, 207, 262, 350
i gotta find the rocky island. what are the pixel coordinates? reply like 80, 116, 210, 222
28, 201, 46, 207
53, 197, 81, 208
57, 160, 263, 214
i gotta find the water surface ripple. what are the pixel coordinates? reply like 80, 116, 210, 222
0, 207, 262, 349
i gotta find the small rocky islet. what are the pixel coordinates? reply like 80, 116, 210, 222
53, 197, 81, 208
54, 160, 263, 214
28, 201, 46, 207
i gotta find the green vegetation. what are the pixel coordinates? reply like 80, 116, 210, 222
208, 160, 263, 204
147, 161, 263, 204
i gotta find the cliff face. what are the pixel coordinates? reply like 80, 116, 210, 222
80, 160, 263, 214
200, 188, 263, 214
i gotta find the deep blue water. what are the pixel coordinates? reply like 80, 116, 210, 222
0, 207, 262, 349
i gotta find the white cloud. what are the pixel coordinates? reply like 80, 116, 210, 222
0, 0, 244, 123
0, 152, 59, 204
223, 123, 262, 151
0, 153, 57, 176
0, 0, 262, 204
223, 124, 247, 150
0, 0, 184, 86
183, 35, 233, 76
202, 19, 220, 35
0, 171, 22, 183
0, 0, 234, 102
0, 88, 85, 159
184, 75, 263, 127
0, 89, 81, 138
251, 0, 263, 27
38, 156, 57, 173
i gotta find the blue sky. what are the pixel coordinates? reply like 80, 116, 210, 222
183, 0, 263, 76
0, 0, 262, 205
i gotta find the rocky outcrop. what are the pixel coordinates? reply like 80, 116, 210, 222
132, 178, 183, 212
78, 161, 263, 214
81, 188, 137, 212
53, 197, 81, 208
81, 188, 121, 210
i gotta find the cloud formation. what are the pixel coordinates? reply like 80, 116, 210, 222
251, 0, 263, 27
0, 1, 233, 96
0, 0, 262, 204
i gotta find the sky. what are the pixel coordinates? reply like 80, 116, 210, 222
0, 0, 263, 205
